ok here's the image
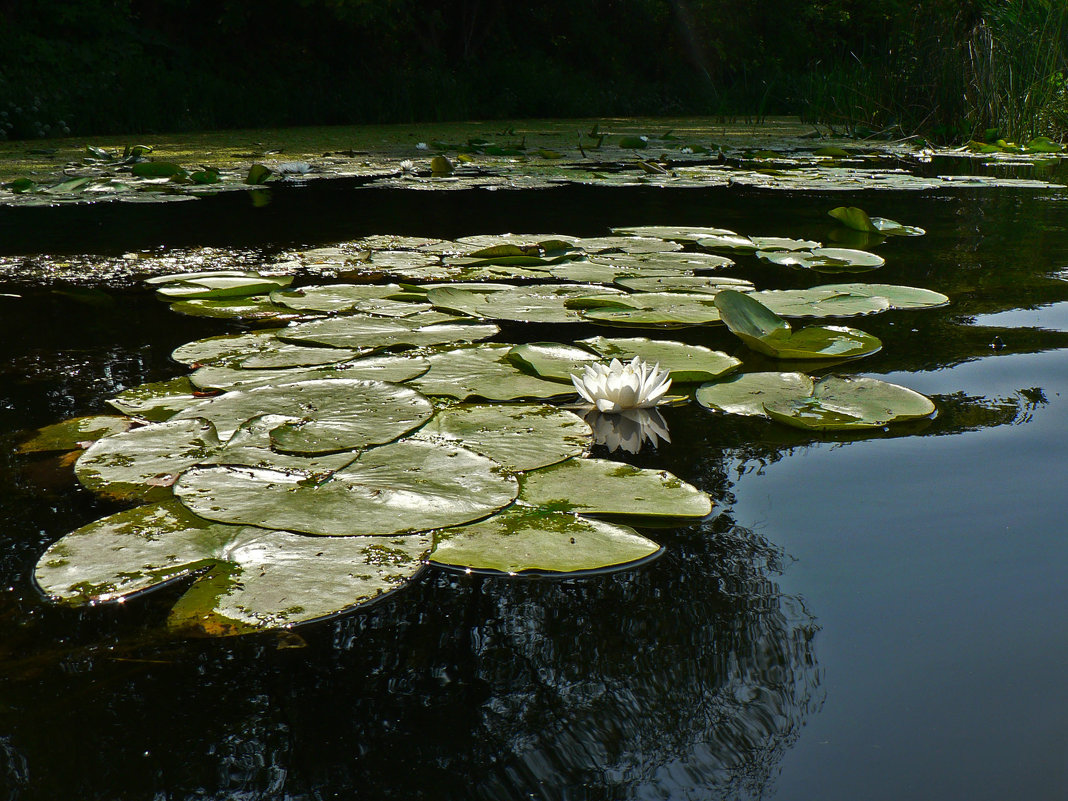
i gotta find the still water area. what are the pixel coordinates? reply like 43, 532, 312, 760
0, 177, 1066, 800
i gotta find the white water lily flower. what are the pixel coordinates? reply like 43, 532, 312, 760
399, 159, 414, 172
275, 161, 312, 175
571, 357, 672, 414
415, 142, 429, 150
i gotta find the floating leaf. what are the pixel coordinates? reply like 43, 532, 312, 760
714, 290, 882, 360
577, 292, 722, 326
580, 336, 742, 382
751, 282, 948, 318
416, 403, 591, 471
763, 376, 937, 430
155, 275, 293, 300
171, 378, 433, 449
35, 500, 431, 635
145, 270, 260, 286
17, 415, 134, 454
828, 207, 924, 236
594, 251, 736, 272
614, 275, 754, 295
430, 506, 659, 574
695, 371, 814, 417
408, 344, 574, 400
107, 376, 206, 421
176, 438, 519, 536
281, 314, 499, 350
757, 247, 885, 272
270, 283, 412, 314
171, 330, 281, 367
246, 164, 272, 184
131, 161, 187, 179
426, 284, 625, 324
610, 225, 739, 243
189, 354, 430, 392
506, 342, 602, 382
169, 297, 301, 322
239, 343, 365, 369
519, 458, 712, 518
75, 418, 220, 502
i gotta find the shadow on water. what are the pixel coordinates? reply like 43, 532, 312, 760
1, 177, 1067, 799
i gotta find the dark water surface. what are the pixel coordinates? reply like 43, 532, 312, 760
1, 181, 1067, 800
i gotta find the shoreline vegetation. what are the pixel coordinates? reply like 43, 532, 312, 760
1, 1, 1066, 144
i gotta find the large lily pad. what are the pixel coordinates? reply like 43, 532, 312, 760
171, 330, 281, 367
580, 336, 743, 381
714, 289, 882, 360
577, 292, 723, 326
175, 438, 519, 536
506, 342, 602, 382
34, 500, 431, 635
429, 506, 660, 574
75, 417, 220, 502
155, 274, 293, 300
416, 403, 591, 471
829, 206, 924, 236
281, 314, 499, 350
426, 284, 625, 324
610, 225, 739, 243
751, 283, 948, 318
757, 247, 885, 273
763, 375, 937, 431
189, 354, 430, 392
201, 414, 359, 474
614, 275, 755, 294
518, 458, 712, 518
171, 378, 433, 450
408, 344, 575, 400
270, 283, 410, 314
168, 297, 302, 322
695, 372, 815, 418
593, 251, 736, 271
107, 376, 207, 422
17, 415, 134, 454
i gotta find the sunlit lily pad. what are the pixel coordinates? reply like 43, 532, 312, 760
144, 270, 260, 286
201, 414, 359, 474
416, 403, 591, 471
189, 354, 430, 392
714, 289, 882, 360
610, 225, 739, 243
75, 417, 220, 501
594, 251, 736, 272
614, 275, 754, 294
429, 506, 659, 574
168, 296, 302, 322
409, 344, 574, 400
171, 378, 433, 450
829, 206, 925, 236
518, 457, 712, 518
270, 283, 411, 314
573, 236, 682, 254
281, 314, 499, 350
175, 438, 519, 536
107, 376, 207, 421
577, 292, 722, 326
17, 415, 134, 454
155, 274, 293, 300
756, 247, 885, 272
695, 233, 758, 252
426, 283, 625, 324
506, 342, 601, 382
751, 282, 948, 317
238, 342, 366, 369
171, 330, 280, 367
763, 376, 937, 430
695, 371, 814, 417
580, 336, 742, 381
34, 500, 431, 635
750, 236, 822, 251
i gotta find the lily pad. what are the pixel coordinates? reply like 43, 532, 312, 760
577, 292, 723, 326
580, 336, 742, 382
270, 283, 412, 314
408, 344, 574, 400
155, 274, 293, 300
614, 275, 755, 294
714, 290, 882, 360
189, 354, 430, 392
695, 372, 815, 417
17, 415, 134, 454
426, 284, 625, 324
416, 403, 591, 471
168, 297, 302, 322
763, 375, 937, 431
144, 270, 260, 286
829, 206, 925, 236
610, 225, 740, 243
430, 506, 659, 574
175, 438, 519, 536
239, 343, 366, 369
574, 236, 682, 254
751, 283, 948, 318
281, 314, 499, 350
75, 417, 221, 502
107, 376, 207, 422
35, 500, 431, 635
171, 330, 281, 367
756, 247, 885, 272
171, 378, 433, 450
594, 251, 736, 272
518, 457, 712, 519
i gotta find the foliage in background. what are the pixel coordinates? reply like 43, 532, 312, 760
0, 0, 1065, 141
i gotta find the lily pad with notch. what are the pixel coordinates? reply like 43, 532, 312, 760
281, 314, 500, 350
409, 344, 575, 400
107, 376, 208, 422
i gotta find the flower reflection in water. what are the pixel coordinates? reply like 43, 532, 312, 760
583, 407, 672, 454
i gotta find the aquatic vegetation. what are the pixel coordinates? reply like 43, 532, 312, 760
26, 221, 948, 636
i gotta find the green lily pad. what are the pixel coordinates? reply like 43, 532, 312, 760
168, 297, 302, 322
426, 284, 625, 324
144, 270, 260, 286
281, 314, 499, 350
518, 457, 712, 519
171, 378, 433, 450
155, 274, 293, 300
614, 275, 755, 294
189, 354, 430, 392
107, 376, 207, 421
695, 233, 758, 252
573, 236, 682, 254
756, 247, 885, 272
714, 290, 882, 360
416, 403, 591, 471
750, 236, 823, 251
506, 341, 602, 382
763, 375, 937, 431
171, 330, 281, 367
74, 417, 221, 502
175, 438, 519, 536
201, 414, 361, 474
610, 225, 739, 243
695, 371, 814, 418
829, 206, 925, 236
408, 344, 574, 400
430, 506, 659, 574
270, 283, 412, 314
594, 251, 736, 272
17, 415, 134, 454
35, 500, 431, 635
579, 336, 742, 382
751, 283, 948, 318
239, 343, 366, 369
577, 292, 722, 326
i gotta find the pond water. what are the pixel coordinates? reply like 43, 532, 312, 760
1, 178, 1067, 800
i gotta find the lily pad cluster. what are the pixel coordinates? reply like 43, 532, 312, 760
28, 220, 946, 637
